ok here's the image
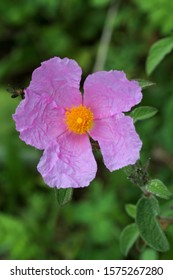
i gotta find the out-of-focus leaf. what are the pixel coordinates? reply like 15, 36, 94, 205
120, 223, 139, 256
134, 0, 173, 34
55, 188, 73, 207
146, 36, 173, 75
140, 248, 159, 260
136, 195, 170, 252
65, 181, 121, 244
125, 204, 136, 219
130, 106, 158, 123
145, 179, 172, 200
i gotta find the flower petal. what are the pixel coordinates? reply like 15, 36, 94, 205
84, 71, 142, 118
13, 90, 66, 149
89, 115, 142, 171
37, 133, 97, 188
28, 57, 82, 108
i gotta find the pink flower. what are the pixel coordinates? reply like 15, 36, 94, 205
13, 57, 142, 188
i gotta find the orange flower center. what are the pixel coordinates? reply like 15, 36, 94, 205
65, 104, 94, 134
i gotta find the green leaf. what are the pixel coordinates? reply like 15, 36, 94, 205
125, 204, 136, 219
136, 79, 155, 89
55, 188, 73, 207
136, 195, 170, 252
130, 106, 158, 123
145, 179, 172, 200
120, 223, 139, 256
146, 36, 173, 75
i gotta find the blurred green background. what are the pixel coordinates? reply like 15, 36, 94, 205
0, 0, 173, 260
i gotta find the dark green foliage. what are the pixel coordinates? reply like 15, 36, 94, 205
0, 0, 173, 260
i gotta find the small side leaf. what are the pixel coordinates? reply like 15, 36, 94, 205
145, 179, 172, 200
130, 106, 158, 123
120, 223, 139, 256
146, 36, 173, 75
136, 195, 170, 252
136, 79, 155, 89
125, 204, 136, 219
55, 188, 73, 207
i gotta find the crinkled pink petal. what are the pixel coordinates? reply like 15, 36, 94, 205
13, 90, 66, 150
89, 114, 142, 171
28, 57, 82, 108
84, 71, 142, 119
37, 132, 97, 188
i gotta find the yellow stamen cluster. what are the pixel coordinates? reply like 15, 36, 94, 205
65, 104, 94, 134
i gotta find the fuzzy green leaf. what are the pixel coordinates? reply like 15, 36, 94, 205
145, 179, 172, 200
146, 36, 173, 75
136, 195, 170, 252
120, 223, 139, 256
136, 79, 155, 89
125, 204, 136, 219
130, 106, 158, 123
55, 188, 73, 206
